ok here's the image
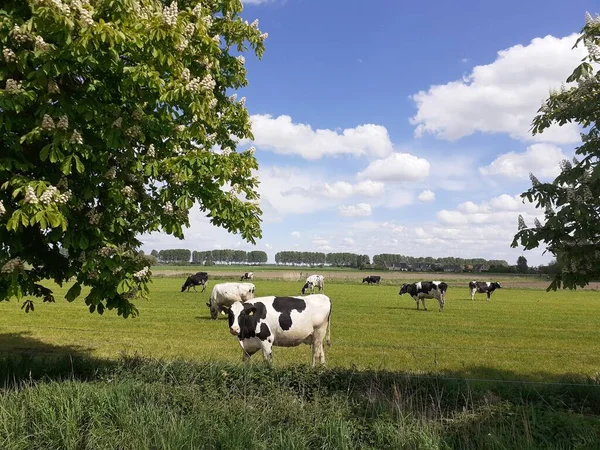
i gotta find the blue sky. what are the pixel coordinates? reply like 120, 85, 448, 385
142, 0, 596, 266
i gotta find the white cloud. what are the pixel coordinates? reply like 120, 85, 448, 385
418, 190, 436, 203
437, 194, 543, 227
343, 237, 355, 245
283, 180, 384, 200
248, 114, 394, 160
312, 238, 329, 246
242, 0, 275, 4
410, 33, 585, 144
339, 203, 373, 217
479, 143, 567, 180
357, 152, 430, 182
291, 231, 301, 238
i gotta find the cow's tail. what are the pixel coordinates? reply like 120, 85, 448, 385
326, 300, 332, 347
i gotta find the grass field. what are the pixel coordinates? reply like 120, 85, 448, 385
1, 275, 600, 382
2, 273, 600, 449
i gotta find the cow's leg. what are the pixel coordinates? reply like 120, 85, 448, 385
422, 298, 427, 311
312, 322, 328, 367
487, 292, 491, 301
438, 295, 444, 312
413, 296, 420, 310
471, 289, 475, 301
260, 340, 273, 366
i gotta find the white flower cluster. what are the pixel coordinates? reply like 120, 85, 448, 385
147, 144, 156, 157
176, 124, 185, 133
246, 146, 256, 155
163, 1, 178, 27
239, 96, 246, 106
2, 48, 16, 62
200, 74, 216, 91
176, 38, 189, 52
1, 258, 24, 274
185, 77, 201, 92
10, 25, 30, 44
34, 36, 49, 51
185, 23, 195, 37
209, 98, 217, 109
181, 68, 191, 81
237, 55, 245, 65
192, 3, 202, 17
164, 201, 173, 214
121, 186, 134, 197
98, 246, 114, 257
125, 125, 141, 138
48, 80, 60, 94
260, 32, 268, 41
41, 114, 55, 130
78, 6, 95, 27
230, 183, 240, 194
132, 109, 142, 121
585, 40, 600, 60
113, 117, 123, 128
203, 15, 213, 28
222, 147, 232, 156
57, 115, 69, 130
0, 200, 5, 216
212, 34, 220, 44
70, 129, 83, 144
229, 93, 237, 102
585, 11, 600, 25
40, 186, 58, 205
56, 189, 71, 204
251, 19, 259, 28
5, 79, 23, 94
24, 186, 38, 204
105, 166, 117, 179
50, 0, 71, 14
87, 210, 101, 224
133, 266, 150, 280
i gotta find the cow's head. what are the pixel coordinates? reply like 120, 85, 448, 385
301, 281, 312, 295
206, 293, 220, 320
227, 301, 265, 339
181, 278, 190, 292
362, 277, 368, 283
398, 284, 409, 295
493, 282, 502, 289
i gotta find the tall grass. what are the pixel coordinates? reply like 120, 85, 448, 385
1, 355, 599, 449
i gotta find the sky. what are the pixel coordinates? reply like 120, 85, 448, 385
141, 0, 597, 266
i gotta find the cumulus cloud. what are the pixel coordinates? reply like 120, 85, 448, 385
283, 180, 385, 200
248, 114, 394, 160
437, 194, 543, 227
291, 231, 301, 238
339, 203, 373, 217
418, 190, 436, 203
410, 33, 585, 144
357, 152, 430, 182
479, 143, 568, 180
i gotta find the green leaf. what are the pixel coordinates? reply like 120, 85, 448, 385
66, 283, 82, 302
74, 155, 85, 173
117, 279, 131, 295
61, 155, 73, 175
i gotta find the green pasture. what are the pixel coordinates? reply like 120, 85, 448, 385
1, 277, 599, 382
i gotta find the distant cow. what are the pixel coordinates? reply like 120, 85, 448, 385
181, 272, 209, 293
301, 274, 325, 295
206, 282, 256, 320
399, 281, 448, 312
240, 272, 254, 281
362, 275, 381, 285
469, 281, 501, 301
226, 294, 332, 366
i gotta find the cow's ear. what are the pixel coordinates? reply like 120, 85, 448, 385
247, 307, 257, 316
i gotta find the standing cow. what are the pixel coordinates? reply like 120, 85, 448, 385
181, 272, 209, 293
206, 282, 256, 320
226, 294, 332, 367
399, 281, 448, 312
469, 281, 501, 301
362, 275, 381, 285
301, 274, 325, 294
240, 272, 254, 281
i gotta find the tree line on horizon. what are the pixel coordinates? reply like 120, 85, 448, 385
149, 249, 268, 265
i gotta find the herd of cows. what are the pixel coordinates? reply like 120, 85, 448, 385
180, 271, 502, 366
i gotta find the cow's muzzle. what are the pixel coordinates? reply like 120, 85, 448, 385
230, 326, 240, 336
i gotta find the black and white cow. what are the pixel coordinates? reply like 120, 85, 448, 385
226, 294, 332, 367
469, 281, 501, 301
181, 272, 209, 293
362, 275, 381, 285
301, 274, 325, 295
399, 281, 448, 311
240, 272, 254, 281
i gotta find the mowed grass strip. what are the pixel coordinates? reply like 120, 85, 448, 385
1, 277, 599, 382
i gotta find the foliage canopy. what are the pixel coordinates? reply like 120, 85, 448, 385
0, 0, 267, 316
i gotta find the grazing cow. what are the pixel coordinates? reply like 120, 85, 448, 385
301, 274, 325, 295
226, 294, 332, 367
181, 272, 209, 293
206, 282, 256, 320
399, 281, 448, 312
240, 272, 254, 281
362, 275, 381, 285
469, 281, 501, 301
